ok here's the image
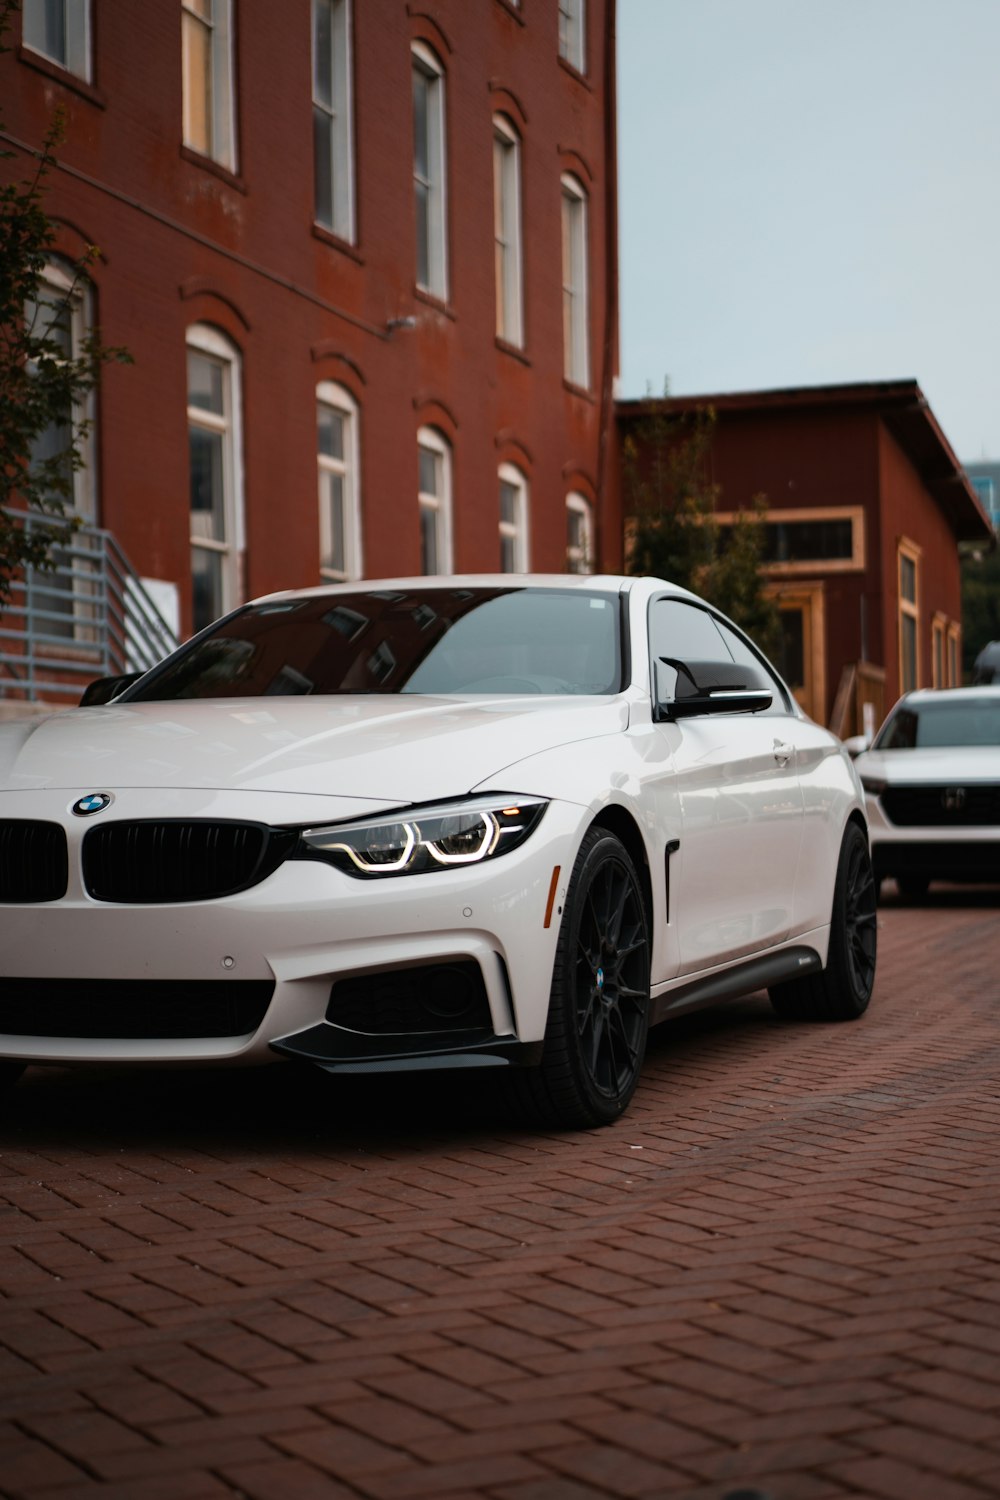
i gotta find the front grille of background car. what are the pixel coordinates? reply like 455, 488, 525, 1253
0, 820, 68, 903
881, 784, 1000, 827
82, 821, 298, 903
0, 978, 275, 1039
327, 961, 493, 1035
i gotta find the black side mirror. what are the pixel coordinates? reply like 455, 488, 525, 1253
79, 671, 143, 706
654, 657, 772, 722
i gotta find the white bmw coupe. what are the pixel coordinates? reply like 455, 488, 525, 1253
0, 575, 877, 1127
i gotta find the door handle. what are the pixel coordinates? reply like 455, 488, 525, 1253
773, 741, 794, 767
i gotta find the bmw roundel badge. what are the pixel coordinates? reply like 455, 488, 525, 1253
72, 792, 113, 816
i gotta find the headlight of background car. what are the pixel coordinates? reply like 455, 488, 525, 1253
297, 796, 547, 877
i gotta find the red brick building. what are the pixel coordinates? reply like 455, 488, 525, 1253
618, 382, 993, 735
1, 0, 618, 695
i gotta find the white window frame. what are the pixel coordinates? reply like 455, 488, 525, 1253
417, 426, 453, 575
22, 0, 91, 79
28, 259, 99, 644
182, 0, 237, 171
493, 115, 523, 347
499, 463, 529, 574
412, 42, 448, 300
187, 323, 244, 632
317, 382, 362, 582
566, 492, 593, 574
312, 0, 354, 241
29, 258, 97, 526
561, 173, 590, 389
558, 0, 585, 73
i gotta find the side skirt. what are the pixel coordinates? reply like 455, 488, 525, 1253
649, 945, 823, 1027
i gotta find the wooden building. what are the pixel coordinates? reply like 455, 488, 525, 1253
618, 381, 993, 736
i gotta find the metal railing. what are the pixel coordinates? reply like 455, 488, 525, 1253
0, 510, 178, 704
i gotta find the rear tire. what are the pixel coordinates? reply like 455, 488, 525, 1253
769, 822, 877, 1022
508, 828, 650, 1129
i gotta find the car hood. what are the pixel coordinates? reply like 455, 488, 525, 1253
857, 747, 1000, 783
0, 695, 629, 803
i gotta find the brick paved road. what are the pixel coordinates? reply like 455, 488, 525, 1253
2, 886, 999, 1500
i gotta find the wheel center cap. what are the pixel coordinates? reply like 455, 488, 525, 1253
596, 967, 605, 991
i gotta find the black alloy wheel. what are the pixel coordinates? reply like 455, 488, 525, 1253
841, 827, 878, 1001
770, 821, 877, 1021
0, 1061, 25, 1091
511, 827, 651, 1129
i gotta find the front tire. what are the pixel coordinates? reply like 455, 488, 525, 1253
897, 875, 930, 901
0, 1062, 25, 1091
512, 827, 651, 1129
770, 821, 877, 1021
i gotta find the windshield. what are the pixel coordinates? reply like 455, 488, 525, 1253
127, 587, 624, 700
874, 698, 1000, 749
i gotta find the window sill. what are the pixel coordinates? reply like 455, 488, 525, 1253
496, 337, 530, 366
557, 55, 591, 88
563, 378, 595, 403
415, 287, 457, 321
312, 223, 364, 263
494, 0, 525, 22
180, 145, 247, 194
17, 46, 106, 107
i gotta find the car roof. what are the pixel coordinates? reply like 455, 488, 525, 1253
893, 685, 1000, 706
250, 574, 698, 606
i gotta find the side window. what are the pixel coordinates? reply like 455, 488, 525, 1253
648, 598, 727, 669
648, 598, 787, 715
714, 618, 791, 713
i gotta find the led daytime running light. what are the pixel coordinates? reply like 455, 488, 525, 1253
299, 797, 545, 878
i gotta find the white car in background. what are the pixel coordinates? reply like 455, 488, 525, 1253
855, 686, 1000, 900
0, 575, 877, 1127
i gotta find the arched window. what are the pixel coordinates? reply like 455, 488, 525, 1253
27, 258, 98, 642
317, 381, 362, 581
186, 324, 244, 632
493, 115, 523, 347
417, 427, 453, 574
561, 173, 590, 388
28, 258, 97, 527
412, 42, 448, 299
566, 492, 593, 574
499, 463, 529, 573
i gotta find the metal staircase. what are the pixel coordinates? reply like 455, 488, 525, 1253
0, 510, 178, 707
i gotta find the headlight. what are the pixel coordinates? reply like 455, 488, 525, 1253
859, 774, 887, 795
297, 796, 548, 877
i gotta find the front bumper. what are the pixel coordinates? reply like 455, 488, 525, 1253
0, 790, 583, 1070
866, 794, 1000, 883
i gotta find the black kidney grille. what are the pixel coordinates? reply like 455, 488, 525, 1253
881, 784, 1000, 828
82, 820, 297, 903
0, 977, 274, 1039
0, 820, 68, 903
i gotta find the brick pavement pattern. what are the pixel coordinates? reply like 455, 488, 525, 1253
1, 887, 999, 1499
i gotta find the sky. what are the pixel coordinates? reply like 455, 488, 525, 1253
616, 0, 1000, 463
